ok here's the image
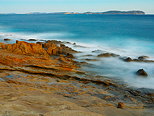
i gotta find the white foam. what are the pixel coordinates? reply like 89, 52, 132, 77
0, 31, 74, 41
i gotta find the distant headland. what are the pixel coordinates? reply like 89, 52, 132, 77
64, 10, 145, 15
26, 10, 145, 15
0, 10, 146, 15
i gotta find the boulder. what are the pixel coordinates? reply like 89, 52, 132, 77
124, 57, 133, 62
138, 56, 149, 60
136, 69, 148, 77
117, 102, 125, 109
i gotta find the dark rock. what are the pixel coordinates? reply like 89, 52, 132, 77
97, 53, 119, 57
82, 54, 93, 57
138, 56, 149, 60
28, 39, 37, 41
36, 42, 44, 45
136, 69, 148, 77
124, 57, 133, 62
117, 102, 125, 108
92, 50, 102, 53
66, 53, 75, 58
4, 38, 11, 41
122, 56, 154, 63
84, 58, 99, 61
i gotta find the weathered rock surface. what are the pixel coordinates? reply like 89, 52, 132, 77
1, 40, 77, 58
1, 40, 48, 56
0, 41, 154, 116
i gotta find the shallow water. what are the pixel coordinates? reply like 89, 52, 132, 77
0, 14, 154, 89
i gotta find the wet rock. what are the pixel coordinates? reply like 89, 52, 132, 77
84, 59, 99, 61
66, 53, 75, 58
123, 56, 154, 63
138, 56, 149, 60
97, 53, 119, 57
124, 57, 133, 62
82, 54, 93, 57
79, 61, 88, 65
136, 69, 148, 77
43, 41, 77, 56
4, 38, 11, 41
28, 39, 37, 41
46, 40, 62, 44
117, 102, 125, 108
36, 42, 44, 45
92, 50, 102, 53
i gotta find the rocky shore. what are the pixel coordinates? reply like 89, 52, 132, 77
0, 40, 154, 116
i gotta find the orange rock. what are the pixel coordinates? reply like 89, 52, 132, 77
1, 41, 48, 56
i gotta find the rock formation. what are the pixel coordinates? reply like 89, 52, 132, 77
136, 69, 148, 77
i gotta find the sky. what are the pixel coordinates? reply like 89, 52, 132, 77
0, 0, 154, 14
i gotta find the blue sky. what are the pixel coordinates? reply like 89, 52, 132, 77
0, 0, 154, 14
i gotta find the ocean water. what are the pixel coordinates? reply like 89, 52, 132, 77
0, 14, 154, 89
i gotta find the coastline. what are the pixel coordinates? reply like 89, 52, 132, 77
0, 39, 154, 116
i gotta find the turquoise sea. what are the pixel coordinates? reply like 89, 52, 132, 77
0, 14, 154, 89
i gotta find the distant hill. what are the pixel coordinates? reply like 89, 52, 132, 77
64, 10, 145, 15
1, 10, 145, 15
102, 10, 145, 15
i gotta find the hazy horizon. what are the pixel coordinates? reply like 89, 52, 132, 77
0, 0, 154, 14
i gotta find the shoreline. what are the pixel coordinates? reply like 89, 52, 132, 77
0, 39, 154, 116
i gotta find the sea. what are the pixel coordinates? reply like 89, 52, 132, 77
0, 14, 154, 89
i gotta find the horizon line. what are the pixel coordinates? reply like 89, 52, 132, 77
0, 11, 154, 15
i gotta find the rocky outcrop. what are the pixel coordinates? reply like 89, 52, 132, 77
42, 40, 77, 56
123, 56, 154, 63
136, 69, 148, 77
1, 40, 77, 57
1, 40, 48, 56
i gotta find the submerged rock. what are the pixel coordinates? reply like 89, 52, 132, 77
84, 58, 99, 61
92, 50, 103, 53
97, 53, 119, 57
136, 69, 148, 77
138, 56, 149, 60
123, 57, 133, 62
122, 56, 154, 63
